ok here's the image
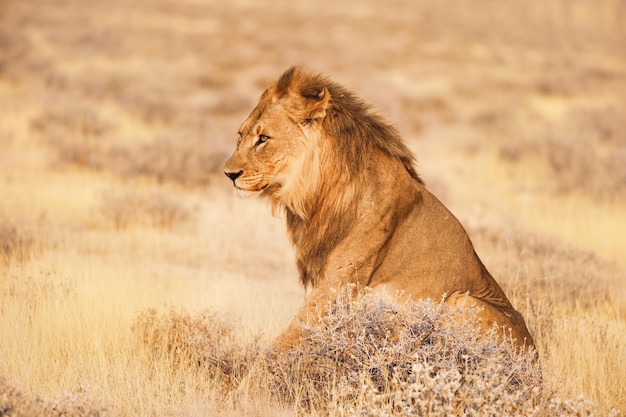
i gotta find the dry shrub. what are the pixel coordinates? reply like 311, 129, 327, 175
30, 107, 114, 170
131, 308, 260, 390
544, 137, 626, 198
55, 133, 224, 188
30, 107, 113, 142
116, 135, 227, 187
131, 292, 618, 416
469, 226, 618, 305
99, 190, 191, 229
0, 221, 38, 265
31, 108, 226, 187
264, 293, 620, 416
259, 292, 544, 416
541, 106, 626, 198
466, 226, 625, 414
0, 378, 110, 417
495, 106, 626, 199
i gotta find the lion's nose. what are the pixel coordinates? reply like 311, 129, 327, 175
224, 169, 243, 183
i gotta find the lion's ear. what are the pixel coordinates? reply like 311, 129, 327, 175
304, 87, 330, 123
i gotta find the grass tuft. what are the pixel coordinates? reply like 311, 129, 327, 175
131, 291, 617, 416
99, 190, 192, 230
0, 378, 110, 417
0, 221, 38, 265
120, 135, 227, 187
31, 107, 227, 187
260, 291, 542, 415
131, 308, 260, 391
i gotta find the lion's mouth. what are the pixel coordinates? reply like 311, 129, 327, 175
235, 181, 270, 193
251, 183, 270, 192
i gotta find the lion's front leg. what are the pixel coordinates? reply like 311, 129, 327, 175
269, 285, 337, 354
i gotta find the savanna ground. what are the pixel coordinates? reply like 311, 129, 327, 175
1, 0, 625, 415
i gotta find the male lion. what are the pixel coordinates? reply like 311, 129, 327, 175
224, 66, 534, 350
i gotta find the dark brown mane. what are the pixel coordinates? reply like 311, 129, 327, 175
272, 66, 424, 287
278, 66, 424, 185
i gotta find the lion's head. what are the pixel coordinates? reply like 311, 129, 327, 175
224, 67, 332, 218
224, 66, 421, 220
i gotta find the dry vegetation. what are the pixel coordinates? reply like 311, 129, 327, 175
131, 292, 591, 417
1, 0, 625, 415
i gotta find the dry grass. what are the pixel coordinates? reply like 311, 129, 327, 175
0, 221, 38, 265
488, 106, 626, 199
98, 189, 192, 230
468, 227, 626, 411
259, 293, 542, 415
0, 378, 109, 417
1, 0, 625, 415
129, 291, 620, 416
132, 308, 259, 390
30, 107, 227, 188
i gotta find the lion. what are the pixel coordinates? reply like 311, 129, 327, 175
224, 66, 534, 351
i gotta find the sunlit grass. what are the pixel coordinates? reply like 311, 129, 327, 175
517, 194, 626, 269
480, 151, 626, 269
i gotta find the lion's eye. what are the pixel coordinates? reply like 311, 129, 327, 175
255, 134, 270, 147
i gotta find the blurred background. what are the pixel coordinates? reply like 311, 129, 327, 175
2, 0, 625, 198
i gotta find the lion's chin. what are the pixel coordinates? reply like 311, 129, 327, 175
233, 182, 271, 196
233, 188, 260, 198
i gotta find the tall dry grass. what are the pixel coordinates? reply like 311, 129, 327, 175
128, 290, 620, 416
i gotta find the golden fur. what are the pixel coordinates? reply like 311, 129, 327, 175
224, 66, 534, 350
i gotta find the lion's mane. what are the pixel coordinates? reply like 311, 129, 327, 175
272, 67, 424, 288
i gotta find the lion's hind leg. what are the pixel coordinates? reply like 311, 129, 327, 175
444, 291, 534, 349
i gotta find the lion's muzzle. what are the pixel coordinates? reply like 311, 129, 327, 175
224, 169, 243, 185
